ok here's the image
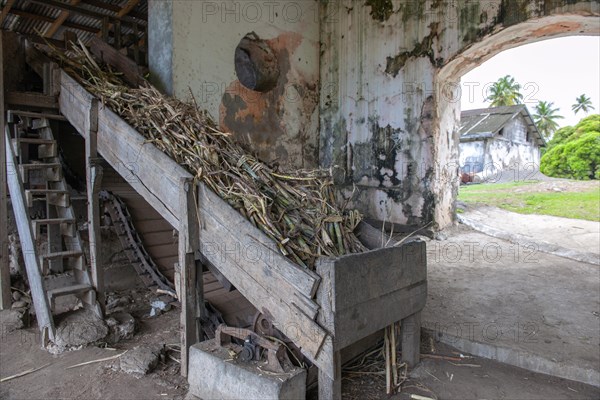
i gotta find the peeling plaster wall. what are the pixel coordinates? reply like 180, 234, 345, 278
164, 0, 321, 169
320, 0, 599, 229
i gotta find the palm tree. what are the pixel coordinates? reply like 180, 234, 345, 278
533, 101, 564, 140
485, 75, 524, 107
572, 94, 595, 115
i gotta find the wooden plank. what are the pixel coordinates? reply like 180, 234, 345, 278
5, 128, 54, 340
0, 31, 11, 310
26, 0, 144, 27
58, 71, 94, 138
0, 0, 15, 25
179, 178, 200, 377
198, 186, 320, 319
199, 186, 320, 299
96, 106, 191, 228
44, 0, 82, 39
329, 241, 426, 311
197, 185, 328, 363
86, 98, 104, 311
9, 9, 98, 33
5, 91, 58, 109
401, 312, 421, 368
6, 110, 65, 121
81, 0, 146, 20
89, 36, 145, 87
318, 351, 342, 400
334, 282, 427, 349
59, 70, 191, 228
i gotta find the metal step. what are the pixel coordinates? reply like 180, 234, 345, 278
19, 163, 62, 183
12, 138, 57, 158
32, 218, 76, 239
25, 189, 69, 207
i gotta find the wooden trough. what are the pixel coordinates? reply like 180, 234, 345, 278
57, 69, 427, 399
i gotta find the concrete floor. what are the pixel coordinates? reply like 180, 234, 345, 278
422, 225, 600, 386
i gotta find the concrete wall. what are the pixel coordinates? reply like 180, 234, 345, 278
150, 0, 321, 169
149, 0, 599, 230
321, 0, 598, 228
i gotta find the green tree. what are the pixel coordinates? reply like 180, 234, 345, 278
572, 94, 595, 115
540, 114, 600, 180
533, 101, 564, 140
485, 75, 523, 107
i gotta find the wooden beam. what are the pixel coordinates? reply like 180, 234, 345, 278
89, 37, 145, 87
0, 0, 16, 25
5, 92, 58, 109
96, 0, 139, 40
10, 9, 98, 33
0, 31, 12, 310
26, 0, 146, 27
86, 98, 104, 311
5, 128, 54, 340
44, 0, 82, 39
179, 178, 201, 377
401, 312, 422, 368
81, 0, 146, 20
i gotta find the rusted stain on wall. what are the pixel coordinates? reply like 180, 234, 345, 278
385, 23, 443, 77
220, 32, 319, 169
531, 21, 583, 36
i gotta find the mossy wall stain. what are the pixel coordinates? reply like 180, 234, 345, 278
365, 0, 395, 22
385, 23, 443, 77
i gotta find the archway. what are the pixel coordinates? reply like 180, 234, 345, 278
432, 10, 599, 227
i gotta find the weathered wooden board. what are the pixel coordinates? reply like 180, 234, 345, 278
89, 37, 146, 87
197, 185, 320, 318
315, 241, 428, 359
196, 184, 328, 362
96, 108, 191, 228
59, 71, 94, 139
5, 129, 54, 338
330, 242, 426, 310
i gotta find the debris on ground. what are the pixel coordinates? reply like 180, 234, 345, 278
50, 309, 109, 353
149, 296, 173, 317
0, 309, 28, 333
105, 312, 136, 344
119, 344, 165, 375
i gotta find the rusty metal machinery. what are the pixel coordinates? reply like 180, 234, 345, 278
216, 323, 292, 373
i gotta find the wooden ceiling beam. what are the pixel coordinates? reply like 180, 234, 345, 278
44, 0, 82, 39
97, 0, 140, 41
9, 9, 98, 33
0, 0, 16, 25
26, 0, 146, 27
81, 0, 145, 20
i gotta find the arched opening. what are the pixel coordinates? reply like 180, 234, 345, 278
424, 12, 600, 387
432, 12, 599, 225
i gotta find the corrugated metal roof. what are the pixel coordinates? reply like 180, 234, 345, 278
1, 0, 146, 47
459, 105, 545, 145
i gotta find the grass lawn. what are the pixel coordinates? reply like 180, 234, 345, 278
458, 181, 600, 221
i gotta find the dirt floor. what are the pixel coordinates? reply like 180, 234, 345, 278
0, 289, 188, 400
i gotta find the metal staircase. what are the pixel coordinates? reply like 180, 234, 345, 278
4, 111, 101, 345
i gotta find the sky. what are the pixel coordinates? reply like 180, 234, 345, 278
460, 36, 600, 127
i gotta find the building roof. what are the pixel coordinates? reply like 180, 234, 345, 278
1, 0, 147, 48
459, 105, 545, 146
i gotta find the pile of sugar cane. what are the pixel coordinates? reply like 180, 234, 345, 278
49, 43, 366, 270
